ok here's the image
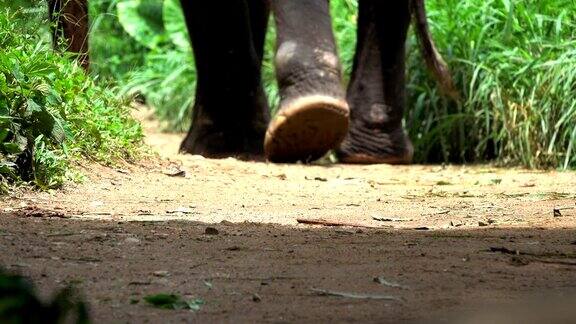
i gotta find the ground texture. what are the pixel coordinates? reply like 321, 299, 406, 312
1, 109, 575, 323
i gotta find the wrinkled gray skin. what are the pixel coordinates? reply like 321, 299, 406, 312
49, 0, 452, 164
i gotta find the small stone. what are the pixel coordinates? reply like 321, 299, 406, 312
189, 155, 205, 161
205, 227, 219, 235
166, 170, 186, 177
124, 237, 140, 244
252, 293, 262, 302
478, 221, 488, 227
152, 271, 170, 277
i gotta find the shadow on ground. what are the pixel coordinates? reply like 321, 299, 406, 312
1, 211, 575, 323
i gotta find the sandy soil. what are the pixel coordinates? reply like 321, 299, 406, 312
1, 107, 575, 323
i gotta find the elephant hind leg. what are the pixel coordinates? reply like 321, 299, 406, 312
179, 0, 270, 159
336, 0, 413, 164
265, 0, 349, 163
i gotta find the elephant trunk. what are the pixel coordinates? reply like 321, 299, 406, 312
411, 0, 459, 100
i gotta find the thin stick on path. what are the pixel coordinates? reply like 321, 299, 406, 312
311, 288, 402, 302
296, 218, 385, 229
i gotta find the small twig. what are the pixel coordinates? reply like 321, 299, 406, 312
372, 216, 411, 222
82, 212, 113, 216
297, 218, 383, 229
489, 247, 520, 255
64, 257, 102, 263
423, 210, 450, 216
311, 288, 402, 302
488, 247, 576, 266
374, 277, 410, 290
553, 206, 575, 217
533, 259, 576, 267
46, 232, 77, 237
128, 281, 152, 286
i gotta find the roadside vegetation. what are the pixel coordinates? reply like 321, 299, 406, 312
407, 0, 576, 168
0, 6, 143, 192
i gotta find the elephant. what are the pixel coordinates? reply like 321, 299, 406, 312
180, 0, 454, 164
47, 0, 454, 164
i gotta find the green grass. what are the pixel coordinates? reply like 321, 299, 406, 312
0, 7, 143, 191
406, 0, 576, 168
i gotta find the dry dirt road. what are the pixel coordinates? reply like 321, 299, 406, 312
1, 109, 575, 323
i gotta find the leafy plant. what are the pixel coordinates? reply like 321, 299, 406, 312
0, 8, 143, 190
144, 293, 204, 311
0, 268, 89, 324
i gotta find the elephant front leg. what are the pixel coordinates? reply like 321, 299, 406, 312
265, 0, 349, 163
336, 1, 413, 164
179, 0, 270, 159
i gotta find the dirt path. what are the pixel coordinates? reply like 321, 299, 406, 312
1, 108, 576, 322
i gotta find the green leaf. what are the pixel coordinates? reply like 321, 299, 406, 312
50, 117, 67, 144
2, 142, 23, 154
117, 0, 166, 49
0, 128, 9, 143
144, 294, 179, 309
0, 161, 17, 176
163, 0, 191, 52
27, 108, 66, 144
14, 133, 28, 151
143, 293, 203, 311
25, 98, 42, 117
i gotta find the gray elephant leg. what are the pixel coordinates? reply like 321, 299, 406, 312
179, 0, 270, 159
265, 0, 349, 163
336, 1, 413, 164
47, 0, 90, 70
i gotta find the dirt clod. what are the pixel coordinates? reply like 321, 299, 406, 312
204, 227, 219, 235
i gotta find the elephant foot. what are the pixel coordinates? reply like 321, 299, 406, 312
266, 37, 348, 163
180, 134, 264, 161
264, 95, 349, 163
180, 104, 268, 160
336, 126, 413, 164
